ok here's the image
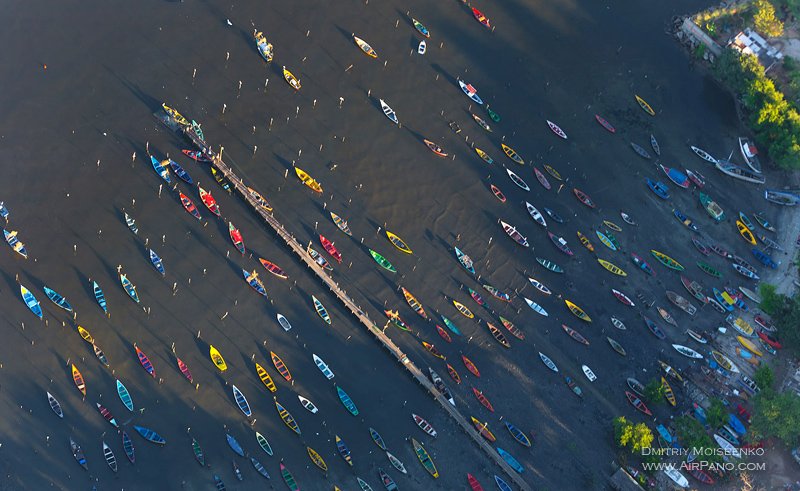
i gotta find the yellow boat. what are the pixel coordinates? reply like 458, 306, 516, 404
353, 35, 378, 58
711, 350, 738, 372
307, 446, 328, 472
732, 317, 755, 337
659, 360, 684, 383
597, 258, 627, 276
564, 300, 592, 322
577, 231, 594, 252
294, 167, 323, 193
603, 220, 622, 232
543, 164, 562, 180
162, 103, 190, 126
737, 336, 763, 357
661, 377, 676, 406
635, 95, 655, 116
501, 143, 524, 165
401, 287, 428, 319
77, 326, 94, 344
209, 345, 227, 372
282, 66, 301, 91
736, 220, 757, 245
386, 230, 413, 254
452, 300, 474, 319
255, 362, 277, 392
474, 147, 493, 164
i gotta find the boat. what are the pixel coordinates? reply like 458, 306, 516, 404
231, 385, 252, 417
659, 165, 689, 188
500, 220, 528, 247
211, 168, 231, 193
369, 427, 387, 451
119, 273, 140, 303
595, 114, 616, 132
753, 212, 776, 232
664, 468, 690, 489
472, 113, 492, 132
177, 192, 202, 221
754, 314, 776, 332
114, 379, 133, 411
711, 350, 740, 373
547, 120, 567, 139
382, 230, 412, 255
368, 248, 396, 272
453, 248, 476, 276
539, 352, 558, 372
501, 421, 532, 448
581, 365, 597, 383
253, 361, 277, 392
594, 230, 616, 251
282, 65, 301, 90
377, 98, 399, 125
47, 392, 63, 418
608, 337, 626, 356
501, 143, 524, 164
544, 207, 565, 223
294, 166, 323, 193
631, 142, 652, 159
527, 277, 552, 296
423, 138, 448, 157
532, 167, 552, 190
379, 468, 398, 491
336, 385, 359, 416
495, 476, 513, 491
472, 6, 491, 27
650, 134, 661, 156
713, 434, 741, 458
497, 447, 524, 474
446, 363, 462, 384
629, 252, 655, 276
77, 325, 94, 345
150, 155, 171, 183
716, 159, 766, 184
429, 367, 456, 405
145, 248, 166, 276
256, 258, 287, 280
505, 168, 530, 191
626, 391, 653, 416
635, 95, 655, 115
452, 299, 475, 319
486, 323, 510, 348
209, 345, 227, 372
651, 250, 684, 271
274, 398, 301, 435
458, 79, 483, 104
412, 17, 430, 37
418, 39, 426, 54
759, 234, 782, 251
0, 202, 8, 222
598, 258, 627, 276
472, 387, 494, 412
71, 364, 86, 396
697, 261, 722, 279
686, 329, 708, 344
576, 231, 594, 252
728, 315, 755, 337
765, 189, 800, 206
353, 34, 378, 58
475, 147, 495, 165
319, 234, 342, 263
96, 403, 118, 428
733, 263, 760, 280
133, 343, 155, 377
611, 317, 627, 330
565, 376, 584, 398
483, 283, 512, 301
691, 237, 710, 255
625, 378, 645, 397
658, 307, 678, 327
268, 350, 292, 382
499, 317, 525, 340
305, 446, 328, 472
661, 377, 677, 406
134, 425, 166, 445
19, 285, 42, 319
699, 192, 725, 221
738, 336, 763, 356
646, 178, 670, 199
604, 229, 621, 249
276, 463, 301, 491
644, 316, 666, 339
182, 149, 211, 162
667, 290, 698, 315
691, 145, 718, 163
735, 220, 757, 245
387, 451, 406, 474
612, 289, 635, 307
573, 188, 595, 208
101, 441, 118, 473
329, 211, 353, 237
121, 430, 135, 463
253, 431, 273, 457
468, 288, 485, 307
161, 103, 189, 126
545, 232, 572, 256
168, 158, 193, 184
253, 30, 274, 62
689, 467, 715, 485
461, 355, 480, 377
327, 435, 352, 468
525, 202, 547, 227
70, 437, 88, 471
686, 168, 707, 188
198, 186, 220, 216
4, 229, 27, 258
564, 299, 592, 322
242, 269, 267, 297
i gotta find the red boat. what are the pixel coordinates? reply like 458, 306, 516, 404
625, 391, 652, 416
435, 324, 452, 343
573, 188, 596, 208
757, 330, 782, 349
611, 289, 635, 307
533, 167, 551, 190
468, 288, 485, 305
319, 234, 342, 263
468, 473, 484, 491
686, 169, 706, 188
471, 417, 496, 442
594, 114, 616, 133
689, 467, 715, 485
472, 387, 494, 412
182, 149, 212, 162
462, 355, 481, 377
96, 403, 119, 428
259, 258, 288, 279
561, 324, 589, 346
471, 7, 490, 28
228, 222, 245, 254
180, 192, 201, 220
490, 184, 506, 203
134, 344, 156, 378
447, 363, 462, 384
198, 186, 220, 216
547, 120, 567, 139
176, 356, 193, 383
754, 314, 776, 332
423, 139, 448, 157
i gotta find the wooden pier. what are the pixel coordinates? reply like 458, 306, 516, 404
175, 120, 532, 491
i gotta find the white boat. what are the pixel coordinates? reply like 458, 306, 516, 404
716, 160, 766, 184
298, 395, 319, 413
740, 374, 760, 394
690, 145, 718, 164
525, 202, 547, 227
581, 365, 596, 382
524, 297, 548, 316
417, 40, 426, 55
277, 313, 292, 331
538, 352, 558, 372
738, 137, 762, 173
506, 168, 530, 191
672, 344, 703, 359
458, 79, 483, 105
713, 433, 741, 458
610, 317, 626, 330
379, 99, 398, 124
312, 354, 334, 379
664, 468, 689, 488
527, 277, 551, 295
500, 220, 529, 247
686, 329, 707, 344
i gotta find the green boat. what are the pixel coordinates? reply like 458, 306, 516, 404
487, 106, 501, 123
440, 314, 462, 335
605, 230, 620, 249
192, 438, 205, 466
536, 257, 564, 273
650, 250, 684, 271
280, 463, 299, 491
336, 385, 359, 416
699, 193, 725, 221
412, 437, 439, 478
369, 249, 396, 273
696, 261, 722, 278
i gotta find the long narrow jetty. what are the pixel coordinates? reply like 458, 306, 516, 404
173, 117, 531, 490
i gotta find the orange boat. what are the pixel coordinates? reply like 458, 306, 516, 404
472, 387, 494, 412
422, 341, 445, 359
319, 235, 342, 263
401, 287, 428, 320
462, 355, 480, 377
259, 258, 288, 279
471, 416, 496, 441
446, 363, 462, 384
423, 139, 448, 157
270, 351, 292, 382
435, 325, 452, 343
72, 364, 86, 396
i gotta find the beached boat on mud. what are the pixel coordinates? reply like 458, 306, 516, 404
475, 147, 494, 165
412, 438, 438, 478
699, 192, 725, 220
608, 337, 627, 356
612, 288, 635, 306
598, 258, 627, 276
423, 138, 448, 157
505, 168, 530, 191
413, 413, 437, 437
534, 167, 551, 189
716, 160, 766, 184
386, 230, 412, 254
198, 186, 220, 216
500, 220, 528, 247
573, 188, 595, 208
353, 34, 378, 58
626, 391, 652, 415
501, 143, 524, 165
472, 7, 491, 28
537, 257, 564, 273
4, 229, 27, 258
668, 289, 699, 314
490, 184, 506, 202
646, 178, 669, 199
547, 120, 567, 139
739, 137, 762, 173
565, 299, 591, 322
282, 66, 301, 90
458, 79, 483, 104
651, 250, 684, 271
630, 253, 656, 275
20, 285, 42, 319
691, 145, 718, 163
369, 249, 396, 272
275, 399, 301, 435
631, 142, 652, 159
526, 202, 547, 227
673, 344, 703, 359
644, 316, 666, 339
686, 168, 706, 188
295, 166, 323, 192
562, 324, 590, 345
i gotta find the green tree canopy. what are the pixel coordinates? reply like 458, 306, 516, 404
750, 389, 800, 446
706, 398, 727, 429
674, 415, 724, 465
753, 0, 784, 38
756, 284, 800, 355
643, 378, 666, 404
753, 365, 775, 390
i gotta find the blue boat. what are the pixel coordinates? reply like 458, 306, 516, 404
243, 269, 267, 297
0, 201, 8, 221
494, 475, 513, 491
116, 379, 134, 411
119, 274, 140, 303
440, 314, 462, 335
643, 316, 666, 339
728, 413, 747, 435
497, 447, 524, 473
336, 385, 359, 416
232, 385, 252, 417
168, 159, 193, 185
20, 285, 43, 319
646, 178, 670, 199
673, 209, 699, 232
44, 286, 73, 312
656, 424, 673, 444
92, 280, 108, 315
134, 425, 166, 445
712, 288, 735, 312
4, 229, 28, 258
150, 155, 171, 184
752, 248, 778, 268
149, 249, 165, 276
226, 433, 244, 457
